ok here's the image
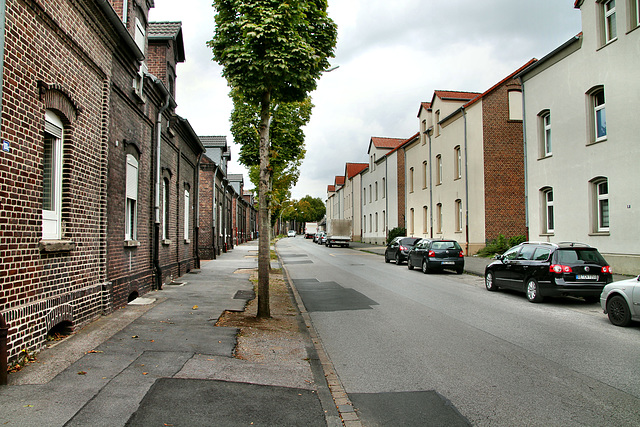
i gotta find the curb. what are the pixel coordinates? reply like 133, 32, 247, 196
278, 248, 361, 427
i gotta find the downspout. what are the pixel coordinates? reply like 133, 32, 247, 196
428, 131, 433, 238
385, 157, 389, 239
212, 164, 219, 259
520, 78, 529, 237
462, 107, 470, 255
176, 146, 181, 276
195, 152, 202, 269
151, 77, 172, 290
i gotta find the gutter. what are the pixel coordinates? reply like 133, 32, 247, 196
95, 0, 144, 62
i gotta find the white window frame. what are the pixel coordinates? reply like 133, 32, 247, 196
596, 180, 610, 232
382, 178, 385, 198
135, 17, 146, 52
122, 0, 128, 24
423, 206, 428, 234
363, 188, 366, 205
543, 112, 552, 156
184, 188, 190, 240
422, 161, 428, 189
125, 154, 139, 241
43, 110, 63, 240
163, 178, 170, 241
455, 199, 463, 232
636, 0, 640, 27
409, 167, 414, 193
454, 146, 462, 179
436, 203, 442, 234
604, 0, 617, 43
375, 181, 378, 200
436, 155, 442, 185
375, 212, 378, 232
543, 189, 554, 234
409, 208, 414, 235
594, 89, 607, 142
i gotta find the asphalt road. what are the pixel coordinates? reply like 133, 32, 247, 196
279, 237, 640, 427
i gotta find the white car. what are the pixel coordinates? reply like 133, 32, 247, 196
600, 275, 640, 326
287, 230, 296, 237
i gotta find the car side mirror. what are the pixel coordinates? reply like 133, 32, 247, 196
495, 254, 504, 260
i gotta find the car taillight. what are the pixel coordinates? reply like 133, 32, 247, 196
459, 251, 464, 258
602, 266, 612, 274
428, 250, 435, 257
550, 264, 572, 274
399, 245, 407, 252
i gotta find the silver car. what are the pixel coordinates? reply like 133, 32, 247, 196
600, 275, 640, 326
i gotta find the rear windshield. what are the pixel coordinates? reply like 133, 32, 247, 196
400, 237, 421, 246
556, 249, 607, 265
432, 241, 461, 250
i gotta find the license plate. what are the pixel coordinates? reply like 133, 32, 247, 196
442, 261, 455, 265
577, 275, 598, 280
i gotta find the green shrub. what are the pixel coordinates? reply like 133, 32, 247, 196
476, 234, 527, 257
387, 227, 406, 245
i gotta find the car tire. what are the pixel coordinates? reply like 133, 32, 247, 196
485, 271, 498, 291
422, 259, 429, 274
408, 257, 414, 270
396, 253, 402, 265
385, 253, 390, 263
456, 267, 463, 275
606, 295, 631, 327
526, 278, 543, 303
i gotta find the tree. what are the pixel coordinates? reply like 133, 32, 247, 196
209, 0, 337, 318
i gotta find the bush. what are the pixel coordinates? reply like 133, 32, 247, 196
387, 227, 406, 245
476, 234, 527, 257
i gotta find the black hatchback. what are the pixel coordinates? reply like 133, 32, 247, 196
484, 242, 613, 303
385, 237, 421, 265
407, 239, 465, 274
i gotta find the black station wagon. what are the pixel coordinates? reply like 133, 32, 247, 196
484, 242, 612, 303
407, 239, 465, 274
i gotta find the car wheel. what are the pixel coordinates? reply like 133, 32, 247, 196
607, 295, 631, 327
526, 279, 543, 303
456, 267, 463, 275
396, 253, 402, 265
422, 259, 429, 274
408, 257, 414, 270
485, 271, 498, 291
384, 253, 390, 263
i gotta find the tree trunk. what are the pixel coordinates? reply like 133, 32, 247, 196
257, 91, 272, 318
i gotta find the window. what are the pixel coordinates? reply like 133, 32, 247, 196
43, 110, 63, 240
542, 188, 554, 234
122, 0, 128, 23
375, 181, 378, 200
593, 89, 607, 141
363, 188, 366, 205
421, 120, 427, 144
184, 188, 190, 240
369, 214, 372, 232
604, 0, 617, 42
539, 111, 552, 156
508, 90, 523, 121
455, 199, 463, 232
423, 206, 428, 233
369, 185, 372, 202
375, 212, 378, 232
382, 178, 385, 198
435, 110, 441, 137
635, 0, 640, 28
436, 155, 442, 185
409, 167, 414, 193
454, 146, 462, 179
409, 208, 414, 235
436, 203, 442, 233
135, 17, 146, 52
125, 154, 139, 241
382, 210, 386, 231
163, 178, 170, 240
593, 178, 610, 232
422, 161, 428, 189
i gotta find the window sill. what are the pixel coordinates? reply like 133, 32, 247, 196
597, 37, 617, 51
124, 240, 140, 247
589, 232, 610, 237
539, 233, 554, 237
162, 239, 172, 246
538, 154, 552, 160
588, 137, 607, 146
40, 239, 75, 252
184, 239, 191, 244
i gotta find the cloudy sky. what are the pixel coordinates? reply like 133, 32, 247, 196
149, 0, 582, 201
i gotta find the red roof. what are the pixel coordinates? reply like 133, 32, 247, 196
335, 176, 345, 187
464, 59, 537, 109
371, 137, 406, 149
417, 102, 431, 117
327, 185, 335, 192
433, 90, 481, 103
345, 162, 368, 179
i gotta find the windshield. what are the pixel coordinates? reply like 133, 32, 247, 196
431, 241, 461, 250
400, 237, 421, 246
557, 249, 607, 265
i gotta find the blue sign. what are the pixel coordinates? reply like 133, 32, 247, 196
2, 140, 9, 152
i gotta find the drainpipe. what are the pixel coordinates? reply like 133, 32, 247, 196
427, 131, 433, 238
520, 78, 529, 237
0, 0, 6, 135
462, 107, 470, 255
0, 314, 7, 386
194, 152, 202, 268
150, 76, 172, 290
385, 157, 389, 239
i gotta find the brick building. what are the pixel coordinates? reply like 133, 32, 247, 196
0, 0, 203, 363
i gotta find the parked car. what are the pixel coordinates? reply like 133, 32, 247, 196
319, 232, 327, 245
287, 230, 296, 237
407, 239, 464, 274
384, 237, 421, 265
313, 231, 321, 243
484, 242, 612, 303
600, 275, 640, 326
315, 231, 326, 244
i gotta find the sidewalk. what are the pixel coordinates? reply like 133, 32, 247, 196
0, 243, 336, 426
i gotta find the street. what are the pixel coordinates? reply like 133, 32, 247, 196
279, 237, 640, 426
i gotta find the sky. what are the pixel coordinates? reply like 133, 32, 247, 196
148, 0, 582, 201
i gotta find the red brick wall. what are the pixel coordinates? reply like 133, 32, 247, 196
482, 81, 528, 242
199, 159, 215, 259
